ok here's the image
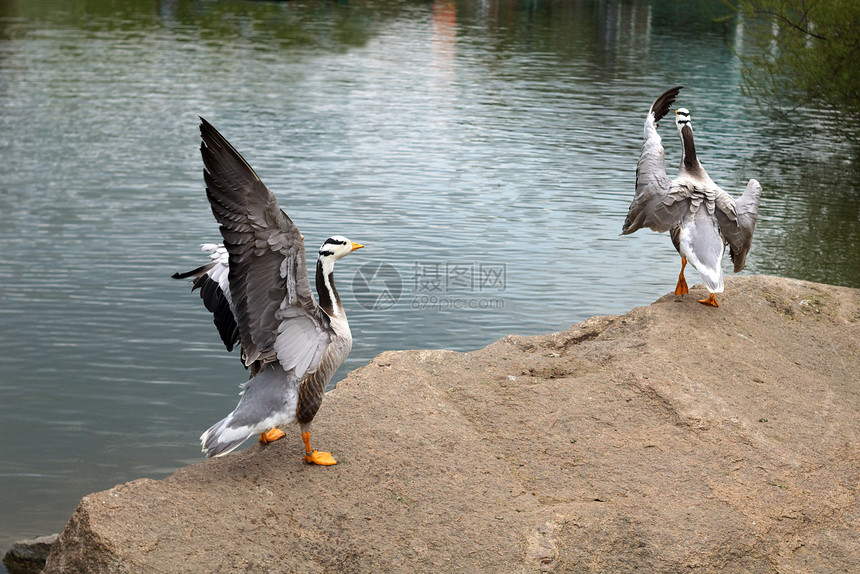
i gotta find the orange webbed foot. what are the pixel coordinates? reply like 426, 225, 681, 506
259, 428, 286, 444
300, 430, 336, 465
303, 450, 337, 465
697, 293, 719, 307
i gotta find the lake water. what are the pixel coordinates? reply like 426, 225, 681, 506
1, 0, 858, 554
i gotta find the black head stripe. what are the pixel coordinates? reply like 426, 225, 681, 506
319, 250, 335, 257
324, 238, 347, 247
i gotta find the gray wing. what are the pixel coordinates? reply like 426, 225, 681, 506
199, 118, 331, 378
622, 86, 690, 235
715, 179, 762, 272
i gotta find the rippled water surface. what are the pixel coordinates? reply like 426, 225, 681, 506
1, 0, 858, 552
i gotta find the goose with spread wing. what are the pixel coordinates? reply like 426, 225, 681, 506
622, 86, 762, 307
173, 118, 363, 464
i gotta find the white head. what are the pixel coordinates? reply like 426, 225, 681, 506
674, 108, 700, 169
675, 108, 692, 132
318, 235, 363, 263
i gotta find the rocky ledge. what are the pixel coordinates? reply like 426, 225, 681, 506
38, 276, 859, 573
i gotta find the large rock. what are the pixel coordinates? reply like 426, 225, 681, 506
43, 276, 859, 573
2, 534, 57, 574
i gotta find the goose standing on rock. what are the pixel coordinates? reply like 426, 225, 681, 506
173, 118, 363, 464
622, 86, 762, 307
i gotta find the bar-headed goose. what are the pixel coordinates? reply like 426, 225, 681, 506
174, 118, 363, 464
622, 86, 762, 307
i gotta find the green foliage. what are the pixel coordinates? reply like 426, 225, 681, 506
738, 0, 860, 123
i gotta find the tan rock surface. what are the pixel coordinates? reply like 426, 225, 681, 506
43, 276, 860, 573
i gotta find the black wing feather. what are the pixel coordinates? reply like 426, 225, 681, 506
651, 86, 683, 123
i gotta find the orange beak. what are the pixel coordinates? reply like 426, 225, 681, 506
350, 241, 364, 252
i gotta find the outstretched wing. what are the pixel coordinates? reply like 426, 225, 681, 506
172, 244, 239, 352
199, 118, 331, 378
715, 179, 762, 272
622, 86, 689, 235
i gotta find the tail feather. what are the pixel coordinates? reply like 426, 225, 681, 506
200, 417, 253, 458
686, 252, 724, 294
701, 271, 724, 294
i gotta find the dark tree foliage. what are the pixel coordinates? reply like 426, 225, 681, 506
738, 0, 860, 124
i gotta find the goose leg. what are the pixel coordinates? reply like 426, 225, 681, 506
302, 431, 337, 465
698, 293, 719, 307
674, 257, 689, 296
259, 428, 286, 444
